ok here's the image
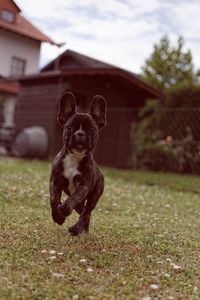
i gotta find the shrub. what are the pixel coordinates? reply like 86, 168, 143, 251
135, 144, 178, 172
131, 82, 200, 174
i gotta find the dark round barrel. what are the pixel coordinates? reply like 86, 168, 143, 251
12, 126, 49, 158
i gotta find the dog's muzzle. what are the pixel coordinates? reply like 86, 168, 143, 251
71, 129, 87, 153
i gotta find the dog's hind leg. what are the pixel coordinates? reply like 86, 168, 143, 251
72, 201, 90, 233
68, 185, 103, 236
74, 202, 85, 214
68, 213, 91, 236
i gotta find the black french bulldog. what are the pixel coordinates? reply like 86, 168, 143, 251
49, 92, 107, 236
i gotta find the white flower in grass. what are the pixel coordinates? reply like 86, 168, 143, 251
49, 256, 57, 260
80, 258, 87, 264
157, 234, 163, 238
41, 250, 47, 254
87, 267, 93, 273
134, 224, 139, 228
52, 272, 64, 278
171, 262, 182, 270
57, 252, 64, 256
49, 250, 56, 254
72, 295, 79, 300
166, 258, 172, 262
150, 284, 159, 290
142, 296, 151, 300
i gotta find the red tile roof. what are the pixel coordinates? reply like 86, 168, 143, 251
0, 78, 19, 94
0, 0, 21, 14
0, 5, 62, 46
10, 0, 21, 12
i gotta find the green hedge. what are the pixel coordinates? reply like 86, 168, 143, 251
131, 82, 200, 174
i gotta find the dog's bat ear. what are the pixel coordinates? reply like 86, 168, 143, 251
89, 95, 107, 130
57, 92, 76, 127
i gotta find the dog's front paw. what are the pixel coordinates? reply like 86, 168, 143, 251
68, 217, 88, 236
58, 202, 73, 218
68, 223, 81, 236
52, 208, 66, 225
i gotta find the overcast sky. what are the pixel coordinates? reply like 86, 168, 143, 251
16, 0, 200, 73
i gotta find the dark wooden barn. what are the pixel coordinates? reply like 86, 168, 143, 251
15, 50, 163, 168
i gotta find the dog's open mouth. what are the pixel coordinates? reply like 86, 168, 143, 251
73, 144, 86, 153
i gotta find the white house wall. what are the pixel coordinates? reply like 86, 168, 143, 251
0, 29, 41, 77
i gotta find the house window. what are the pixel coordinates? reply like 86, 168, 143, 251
1, 9, 15, 23
10, 57, 26, 77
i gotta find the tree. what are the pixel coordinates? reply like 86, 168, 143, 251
141, 35, 199, 92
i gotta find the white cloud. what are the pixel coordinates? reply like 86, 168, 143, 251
173, 1, 200, 39
15, 0, 200, 73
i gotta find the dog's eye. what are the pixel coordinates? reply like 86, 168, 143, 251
91, 127, 96, 132
66, 126, 72, 131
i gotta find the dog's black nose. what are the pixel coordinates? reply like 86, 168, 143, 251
74, 130, 85, 138
77, 131, 84, 137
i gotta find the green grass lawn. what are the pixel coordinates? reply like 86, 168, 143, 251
0, 157, 200, 300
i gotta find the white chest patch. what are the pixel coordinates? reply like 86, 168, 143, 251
63, 153, 83, 194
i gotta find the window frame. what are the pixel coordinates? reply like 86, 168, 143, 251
0, 9, 15, 23
10, 56, 26, 78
